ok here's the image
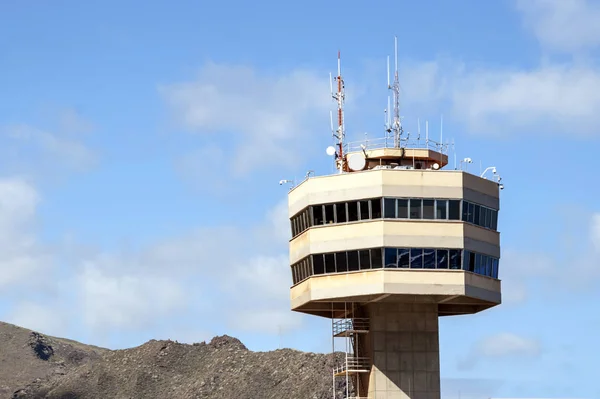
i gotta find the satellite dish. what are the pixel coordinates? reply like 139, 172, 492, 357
347, 153, 366, 171
326, 146, 336, 156
432, 163, 440, 170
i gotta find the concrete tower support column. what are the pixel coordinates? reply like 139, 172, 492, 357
365, 302, 440, 399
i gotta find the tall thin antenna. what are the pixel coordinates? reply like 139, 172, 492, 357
331, 51, 346, 173
440, 114, 444, 146
387, 96, 391, 127
453, 138, 457, 169
387, 36, 403, 148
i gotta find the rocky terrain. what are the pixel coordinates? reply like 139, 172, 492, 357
0, 321, 350, 399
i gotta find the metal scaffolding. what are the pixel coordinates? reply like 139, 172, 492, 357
332, 303, 370, 399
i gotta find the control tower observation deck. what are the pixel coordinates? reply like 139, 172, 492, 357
284, 45, 502, 399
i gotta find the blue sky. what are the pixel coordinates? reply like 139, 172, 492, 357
1, 0, 599, 398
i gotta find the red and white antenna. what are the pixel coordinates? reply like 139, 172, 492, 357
330, 51, 346, 172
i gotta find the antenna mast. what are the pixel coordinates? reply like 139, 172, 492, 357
387, 36, 403, 148
331, 51, 346, 172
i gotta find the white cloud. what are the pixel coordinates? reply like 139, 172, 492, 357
476, 332, 541, 357
0, 177, 38, 233
77, 262, 187, 331
516, 0, 600, 53
396, 59, 600, 137
498, 211, 600, 304
160, 62, 331, 175
58, 108, 95, 135
0, 170, 297, 347
6, 302, 70, 338
4, 124, 96, 171
0, 178, 51, 289
458, 332, 541, 370
450, 64, 600, 135
40, 198, 300, 344
387, 1, 600, 137
223, 254, 301, 334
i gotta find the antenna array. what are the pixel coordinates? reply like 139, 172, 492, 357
386, 36, 403, 148
330, 51, 346, 173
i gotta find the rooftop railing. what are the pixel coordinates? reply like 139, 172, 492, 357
343, 134, 448, 155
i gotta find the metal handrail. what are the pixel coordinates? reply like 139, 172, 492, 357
332, 318, 370, 336
333, 356, 371, 375
344, 135, 447, 154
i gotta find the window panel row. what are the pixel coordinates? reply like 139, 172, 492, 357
290, 247, 500, 284
463, 250, 499, 279
461, 200, 498, 230
290, 197, 498, 237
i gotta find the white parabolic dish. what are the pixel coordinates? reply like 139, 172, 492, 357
326, 146, 336, 156
347, 153, 366, 171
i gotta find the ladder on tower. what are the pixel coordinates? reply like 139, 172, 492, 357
331, 309, 370, 399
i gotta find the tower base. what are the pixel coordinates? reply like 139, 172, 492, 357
359, 302, 440, 399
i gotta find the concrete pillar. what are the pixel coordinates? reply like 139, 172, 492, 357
363, 302, 440, 399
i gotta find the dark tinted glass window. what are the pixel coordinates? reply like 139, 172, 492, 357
410, 248, 423, 268
468, 252, 475, 272
475, 253, 483, 274
306, 209, 313, 228
436, 249, 448, 269
313, 205, 324, 225
397, 199, 409, 218
384, 248, 397, 267
482, 254, 489, 275
325, 253, 336, 273
492, 258, 499, 278
348, 201, 359, 222
486, 256, 493, 277
423, 248, 436, 268
359, 200, 370, 220
336, 251, 348, 272
423, 200, 435, 219
449, 200, 460, 220
313, 254, 325, 274
359, 250, 371, 269
398, 249, 410, 268
436, 200, 447, 220
348, 251, 359, 271
449, 250, 461, 269
324, 204, 335, 224
409, 199, 422, 219
336, 203, 347, 223
474, 205, 480, 226
462, 201, 469, 221
370, 248, 383, 268
483, 207, 490, 228
467, 202, 475, 224
384, 198, 396, 218
491, 210, 498, 230
306, 258, 313, 277
371, 198, 382, 219
463, 251, 471, 271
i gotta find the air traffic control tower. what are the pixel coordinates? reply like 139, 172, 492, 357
285, 43, 502, 399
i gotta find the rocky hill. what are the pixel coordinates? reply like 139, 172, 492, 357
0, 321, 350, 399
